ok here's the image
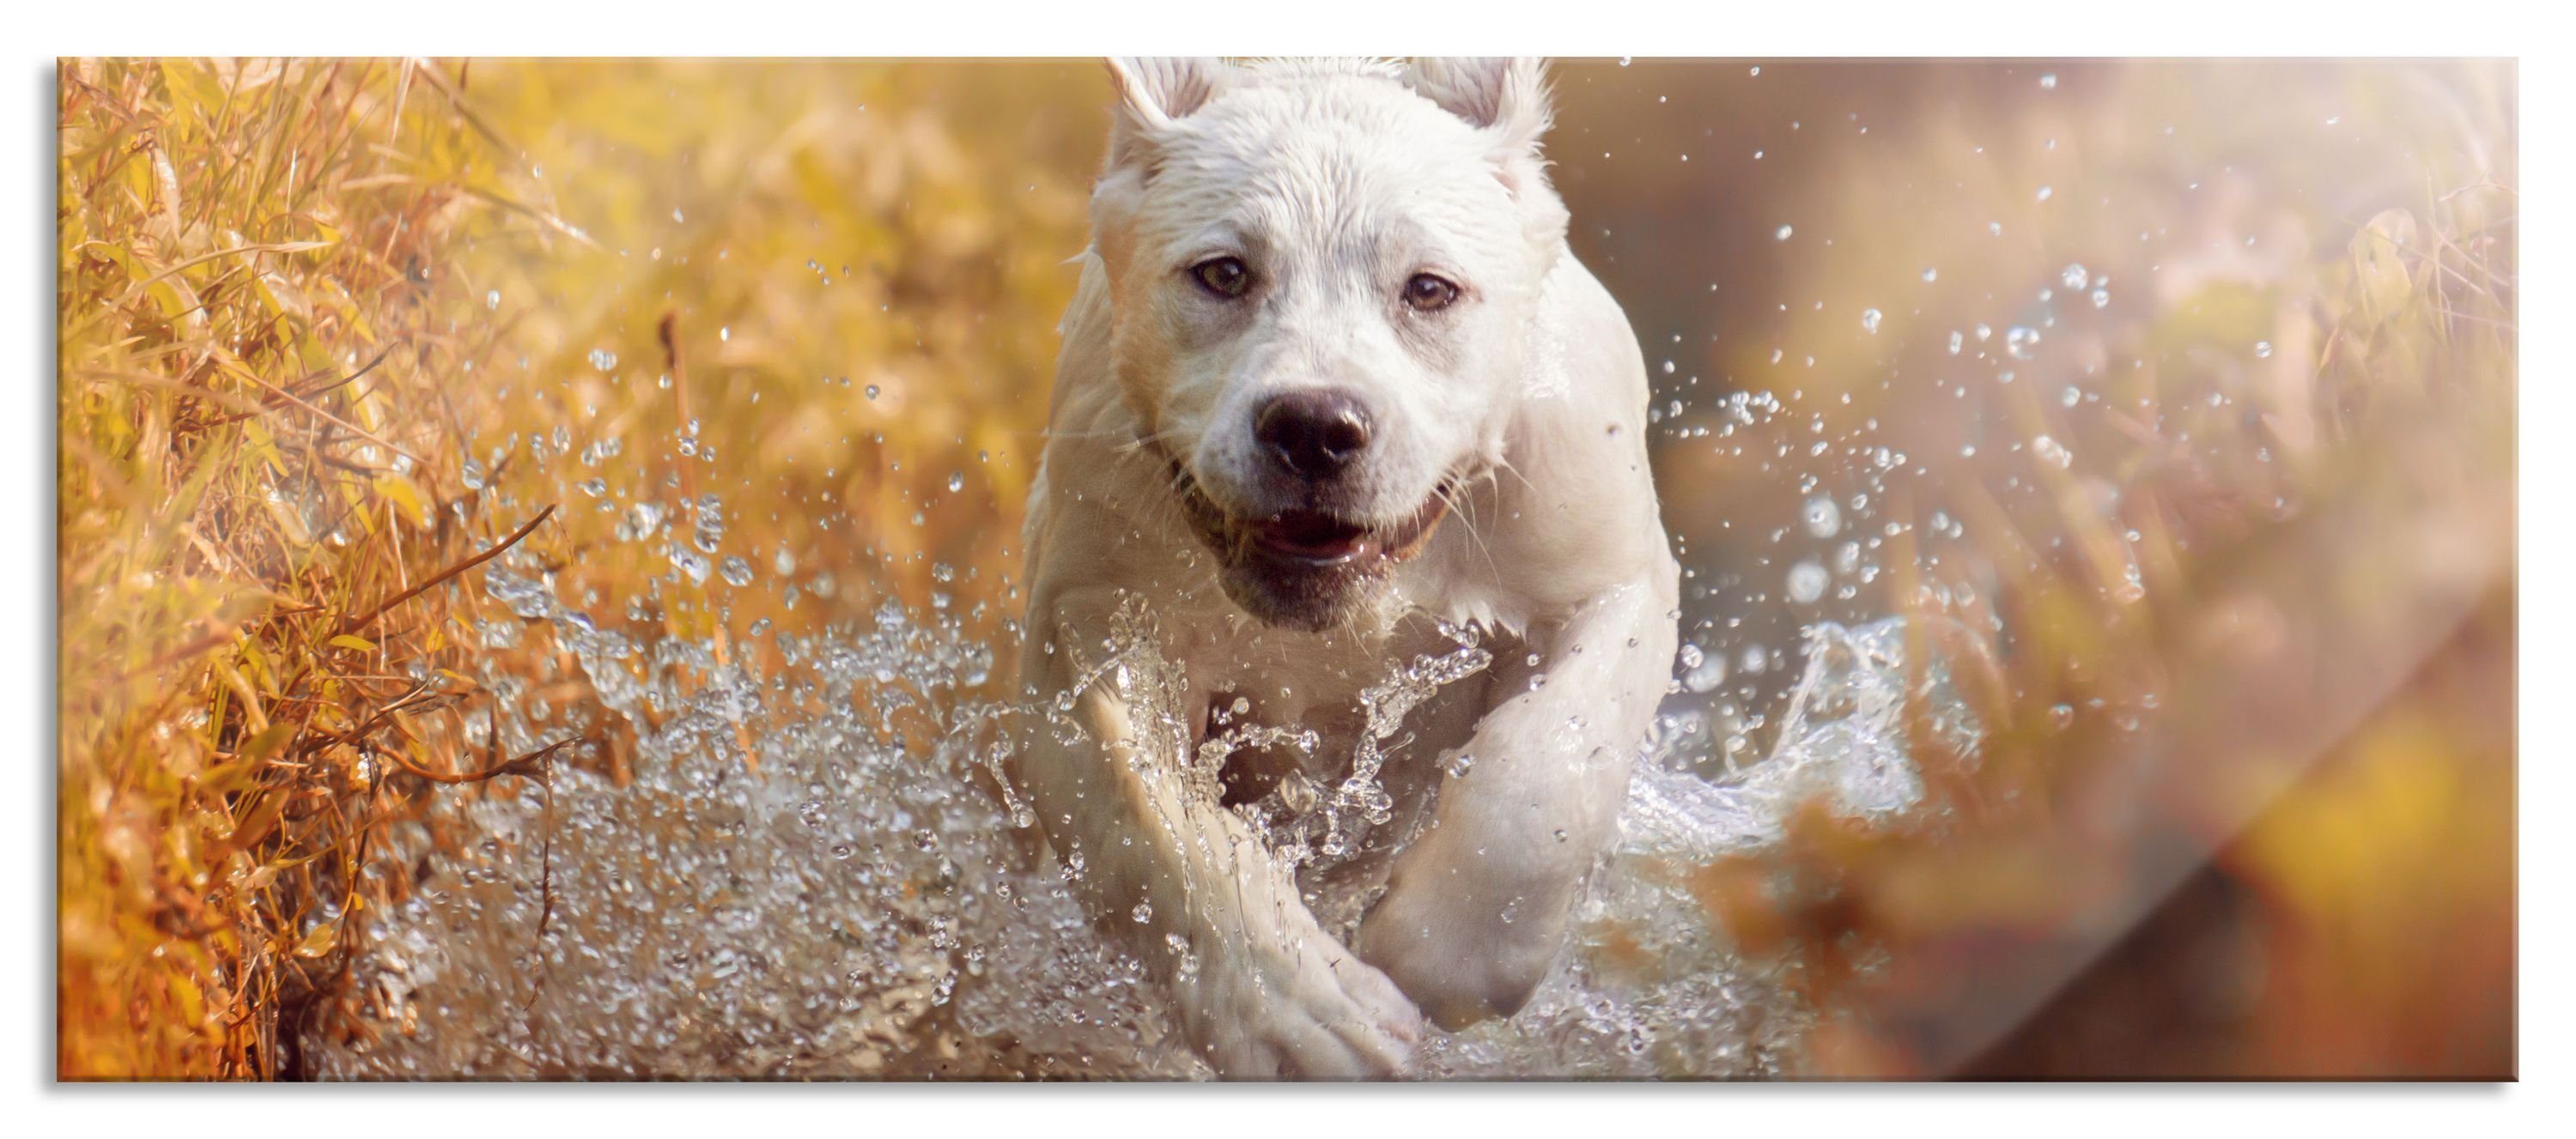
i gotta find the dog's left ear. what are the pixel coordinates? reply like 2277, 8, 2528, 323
1405, 58, 1567, 246
1103, 57, 1228, 174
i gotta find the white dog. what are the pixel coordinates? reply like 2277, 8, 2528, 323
1013, 57, 1678, 1078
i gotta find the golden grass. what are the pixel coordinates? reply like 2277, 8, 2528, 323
58, 58, 515, 1078
56, 58, 1098, 1080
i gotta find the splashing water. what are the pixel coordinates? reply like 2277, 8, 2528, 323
309, 494, 1976, 1078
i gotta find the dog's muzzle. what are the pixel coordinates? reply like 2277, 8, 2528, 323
1161, 451, 1453, 632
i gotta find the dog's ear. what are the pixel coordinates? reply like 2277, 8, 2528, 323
1406, 58, 1567, 245
1103, 57, 1227, 173
1406, 57, 1553, 156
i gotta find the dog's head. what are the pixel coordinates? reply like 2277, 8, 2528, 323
1088, 58, 1571, 632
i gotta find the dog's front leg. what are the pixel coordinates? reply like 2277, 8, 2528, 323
1352, 575, 1678, 1028
1013, 591, 1424, 1077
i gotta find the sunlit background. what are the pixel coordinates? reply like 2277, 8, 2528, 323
58, 58, 2513, 1079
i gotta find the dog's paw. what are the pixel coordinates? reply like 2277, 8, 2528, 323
1176, 938, 1425, 1079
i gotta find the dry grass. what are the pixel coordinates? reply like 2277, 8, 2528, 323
55, 58, 1097, 1080
58, 58, 526, 1078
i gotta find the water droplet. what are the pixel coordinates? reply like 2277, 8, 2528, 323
1921, 267, 1939, 283
1859, 308, 1882, 334
720, 556, 754, 587
485, 289, 500, 310
1774, 224, 1794, 241
947, 471, 965, 493
2035, 185, 2054, 203
2061, 263, 2089, 290
1786, 560, 1829, 605
2253, 341, 2274, 359
1130, 901, 1152, 923
669, 547, 712, 585
2114, 561, 2147, 603
2032, 434, 2074, 470
2005, 325, 2042, 360
864, 384, 881, 401
2039, 72, 2057, 90
1682, 641, 1727, 692
588, 348, 618, 372
1802, 495, 1841, 538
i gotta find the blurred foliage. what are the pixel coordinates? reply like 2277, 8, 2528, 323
1544, 59, 2513, 1077
58, 58, 2513, 1079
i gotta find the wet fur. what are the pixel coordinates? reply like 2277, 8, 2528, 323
1014, 58, 1680, 1078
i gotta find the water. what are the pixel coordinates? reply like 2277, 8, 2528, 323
307, 500, 1973, 1081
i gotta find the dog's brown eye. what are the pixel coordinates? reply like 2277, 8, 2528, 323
1402, 272, 1461, 312
1192, 257, 1251, 299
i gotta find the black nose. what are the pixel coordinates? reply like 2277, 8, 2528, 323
1254, 390, 1372, 481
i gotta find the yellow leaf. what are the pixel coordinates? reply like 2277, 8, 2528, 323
374, 471, 430, 529
158, 60, 223, 142
292, 922, 340, 960
328, 634, 377, 651
170, 972, 206, 1027
252, 272, 311, 325
144, 275, 201, 323
236, 722, 297, 765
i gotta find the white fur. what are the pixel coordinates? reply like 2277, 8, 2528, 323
1013, 58, 1680, 1078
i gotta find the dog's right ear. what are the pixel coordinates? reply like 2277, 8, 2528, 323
1103, 57, 1226, 173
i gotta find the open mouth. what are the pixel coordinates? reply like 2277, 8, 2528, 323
1160, 453, 1452, 573
1244, 500, 1448, 566
1152, 448, 1458, 631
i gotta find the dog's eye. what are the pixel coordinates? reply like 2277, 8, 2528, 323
1401, 272, 1461, 312
1191, 257, 1252, 300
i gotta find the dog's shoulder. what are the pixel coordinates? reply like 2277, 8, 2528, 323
1473, 250, 1674, 615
